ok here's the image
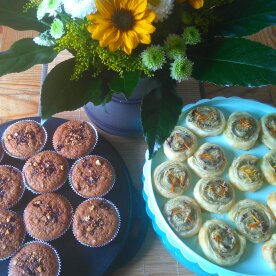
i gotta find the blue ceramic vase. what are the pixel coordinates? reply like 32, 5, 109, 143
84, 78, 152, 137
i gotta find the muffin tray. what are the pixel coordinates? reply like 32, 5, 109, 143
0, 117, 137, 276
143, 97, 276, 276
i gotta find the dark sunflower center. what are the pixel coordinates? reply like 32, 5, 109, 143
112, 9, 135, 31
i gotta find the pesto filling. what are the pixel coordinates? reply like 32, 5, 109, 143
209, 224, 239, 259
189, 106, 221, 130
202, 179, 232, 205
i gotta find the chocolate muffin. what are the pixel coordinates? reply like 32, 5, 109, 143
73, 199, 120, 247
0, 144, 4, 163
53, 121, 97, 159
24, 193, 72, 241
0, 210, 25, 260
9, 242, 60, 276
70, 156, 115, 198
0, 166, 24, 209
2, 120, 46, 159
23, 151, 69, 194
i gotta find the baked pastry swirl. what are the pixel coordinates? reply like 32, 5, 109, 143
224, 112, 260, 150
261, 150, 276, 186
186, 106, 226, 137
261, 114, 276, 149
153, 161, 191, 198
193, 178, 235, 214
268, 192, 276, 218
187, 143, 227, 178
229, 200, 275, 243
198, 219, 246, 266
229, 154, 263, 192
163, 195, 202, 238
163, 126, 198, 161
262, 234, 276, 270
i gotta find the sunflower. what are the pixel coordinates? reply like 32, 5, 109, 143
87, 0, 156, 55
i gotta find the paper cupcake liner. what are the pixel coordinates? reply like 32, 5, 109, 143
8, 240, 61, 276
22, 151, 70, 195
52, 121, 99, 160
0, 210, 26, 261
0, 145, 4, 163
23, 194, 74, 242
69, 155, 116, 199
0, 165, 25, 209
72, 198, 121, 248
1, 119, 48, 161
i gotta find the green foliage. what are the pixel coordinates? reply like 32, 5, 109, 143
0, 38, 57, 77
56, 21, 151, 80
189, 37, 276, 87
41, 59, 105, 121
141, 71, 183, 159
212, 0, 276, 37
0, 0, 47, 32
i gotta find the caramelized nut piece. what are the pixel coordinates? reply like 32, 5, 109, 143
96, 160, 102, 166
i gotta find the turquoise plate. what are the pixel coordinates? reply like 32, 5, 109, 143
143, 97, 276, 276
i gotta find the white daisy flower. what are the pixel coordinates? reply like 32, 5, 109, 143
37, 0, 61, 20
33, 31, 55, 47
148, 0, 174, 23
62, 0, 97, 19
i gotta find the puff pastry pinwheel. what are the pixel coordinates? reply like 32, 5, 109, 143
229, 200, 275, 243
261, 150, 276, 186
186, 106, 226, 137
229, 154, 263, 192
163, 195, 202, 238
153, 161, 191, 198
262, 234, 276, 270
261, 114, 276, 149
193, 178, 235, 214
163, 126, 198, 161
187, 143, 227, 178
198, 219, 246, 266
224, 112, 260, 150
268, 192, 276, 218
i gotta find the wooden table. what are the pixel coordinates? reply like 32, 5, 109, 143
0, 26, 275, 276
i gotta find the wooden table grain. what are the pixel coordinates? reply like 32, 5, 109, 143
0, 26, 275, 276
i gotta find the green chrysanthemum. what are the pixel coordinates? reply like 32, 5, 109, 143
170, 57, 193, 82
50, 19, 64, 39
183, 27, 201, 45
141, 45, 166, 72
165, 34, 186, 60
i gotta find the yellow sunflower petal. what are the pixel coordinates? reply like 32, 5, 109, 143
95, 0, 114, 17
134, 21, 156, 34
138, 34, 151, 44
100, 29, 120, 47
128, 0, 147, 15
142, 10, 156, 23
109, 32, 123, 52
189, 0, 204, 9
91, 24, 111, 40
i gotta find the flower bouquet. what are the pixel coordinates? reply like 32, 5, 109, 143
0, 0, 276, 158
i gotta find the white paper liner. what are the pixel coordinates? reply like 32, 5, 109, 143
8, 240, 61, 276
72, 198, 121, 248
0, 210, 26, 261
0, 165, 25, 209
22, 151, 69, 195
69, 155, 116, 199
1, 119, 48, 160
52, 121, 99, 160
23, 194, 73, 242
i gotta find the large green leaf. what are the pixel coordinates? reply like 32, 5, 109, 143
213, 0, 276, 37
189, 37, 276, 87
41, 59, 109, 121
141, 73, 183, 159
0, 0, 47, 32
108, 71, 140, 98
0, 38, 57, 77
